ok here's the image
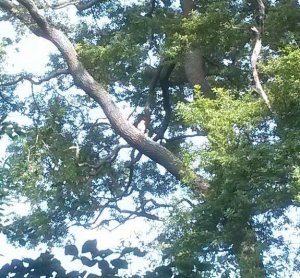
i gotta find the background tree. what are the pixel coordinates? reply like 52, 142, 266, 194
0, 0, 299, 276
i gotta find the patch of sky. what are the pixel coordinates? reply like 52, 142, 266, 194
0, 14, 157, 275
255, 207, 300, 276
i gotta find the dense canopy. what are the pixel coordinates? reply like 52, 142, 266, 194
0, 0, 299, 277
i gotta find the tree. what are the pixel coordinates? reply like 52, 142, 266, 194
0, 0, 299, 276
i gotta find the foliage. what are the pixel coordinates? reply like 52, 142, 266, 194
0, 0, 299, 277
0, 239, 147, 277
166, 47, 300, 277
1, 239, 207, 278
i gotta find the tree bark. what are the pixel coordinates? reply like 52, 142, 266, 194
180, 0, 213, 98
232, 223, 266, 278
0, 0, 209, 191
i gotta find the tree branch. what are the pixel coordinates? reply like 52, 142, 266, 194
76, 0, 105, 11
78, 144, 130, 179
45, 0, 106, 10
0, 0, 208, 192
153, 63, 175, 141
145, 0, 156, 17
0, 69, 69, 87
45, 0, 79, 9
180, 0, 213, 98
250, 1, 271, 110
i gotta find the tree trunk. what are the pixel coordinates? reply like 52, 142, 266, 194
232, 224, 266, 277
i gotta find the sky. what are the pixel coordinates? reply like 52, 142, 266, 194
0, 14, 156, 276
0, 1, 299, 277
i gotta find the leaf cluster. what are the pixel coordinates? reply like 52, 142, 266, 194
165, 47, 300, 276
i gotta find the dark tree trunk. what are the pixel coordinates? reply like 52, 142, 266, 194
232, 224, 266, 278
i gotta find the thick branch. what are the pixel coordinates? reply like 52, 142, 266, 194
133, 65, 162, 130
180, 0, 213, 98
0, 0, 208, 192
0, 0, 38, 30
250, 0, 271, 109
153, 63, 175, 141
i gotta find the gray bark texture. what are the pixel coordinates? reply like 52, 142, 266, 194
180, 0, 213, 98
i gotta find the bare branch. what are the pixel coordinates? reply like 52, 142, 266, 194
250, 0, 271, 110
45, 0, 79, 9
46, 0, 106, 10
250, 27, 269, 107
18, 0, 49, 29
76, 0, 105, 11
0, 69, 69, 87
0, 0, 37, 30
